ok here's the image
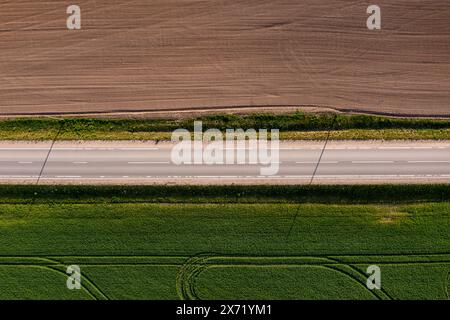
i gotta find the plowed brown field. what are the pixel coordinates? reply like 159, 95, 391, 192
1, 0, 449, 116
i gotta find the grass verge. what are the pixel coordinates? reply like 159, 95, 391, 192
1, 184, 450, 204
2, 112, 450, 140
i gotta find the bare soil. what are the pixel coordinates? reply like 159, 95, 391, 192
1, 0, 449, 117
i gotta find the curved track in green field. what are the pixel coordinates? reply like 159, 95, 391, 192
175, 254, 393, 300
0, 254, 448, 300
446, 272, 450, 299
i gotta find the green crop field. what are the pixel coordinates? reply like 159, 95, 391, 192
0, 202, 449, 300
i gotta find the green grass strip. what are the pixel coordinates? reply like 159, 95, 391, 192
1, 184, 449, 204
2, 112, 450, 140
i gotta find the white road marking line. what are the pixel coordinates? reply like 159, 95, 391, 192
0, 175, 31, 179
56, 176, 81, 178
18, 162, 33, 164
296, 161, 338, 164
228, 148, 321, 151
407, 160, 450, 163
21, 175, 450, 180
246, 161, 282, 165
118, 148, 159, 151
279, 148, 322, 150
5, 148, 59, 151
378, 147, 413, 150
128, 161, 170, 164
6, 175, 33, 178
186, 176, 253, 179
72, 162, 88, 164
285, 175, 450, 179
0, 148, 160, 151
352, 161, 395, 164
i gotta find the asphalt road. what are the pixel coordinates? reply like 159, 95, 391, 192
1, 141, 450, 184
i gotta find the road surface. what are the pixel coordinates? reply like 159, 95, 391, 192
1, 141, 450, 184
